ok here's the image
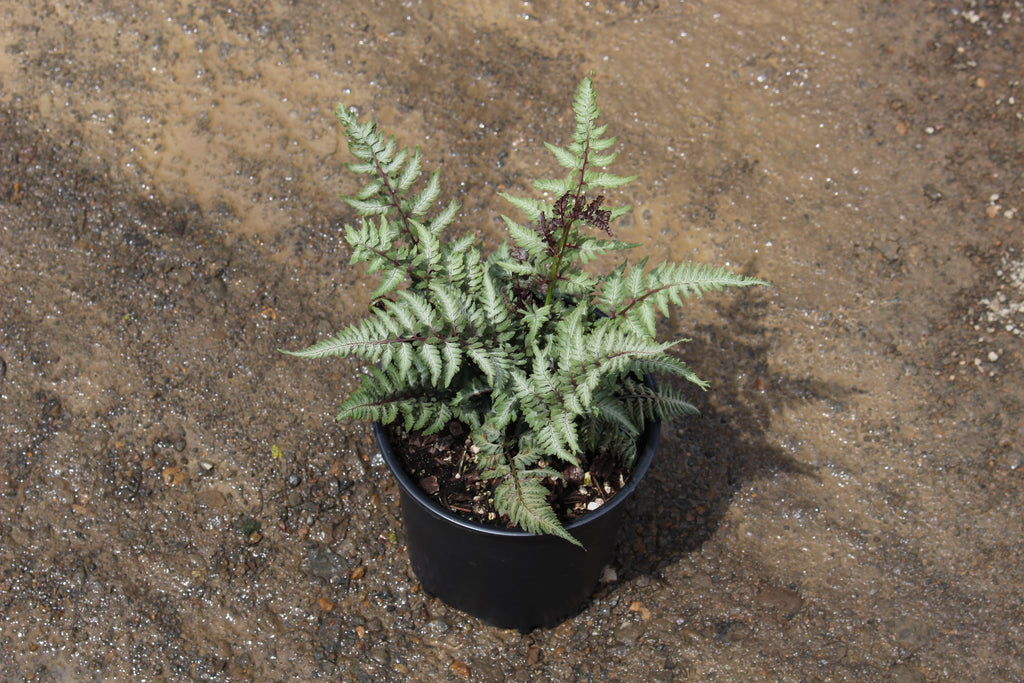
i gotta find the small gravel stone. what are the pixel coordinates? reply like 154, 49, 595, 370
616, 622, 643, 644
715, 620, 753, 642
922, 184, 944, 203
306, 547, 350, 584
449, 661, 471, 678
208, 277, 228, 300
755, 586, 804, 618
878, 240, 900, 261
369, 646, 390, 666
154, 421, 187, 450
894, 616, 934, 649
424, 618, 449, 634
819, 641, 848, 664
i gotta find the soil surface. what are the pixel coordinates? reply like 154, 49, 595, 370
2, 1, 1023, 681
390, 420, 633, 528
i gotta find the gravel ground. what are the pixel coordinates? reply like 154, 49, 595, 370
1, 1, 1022, 680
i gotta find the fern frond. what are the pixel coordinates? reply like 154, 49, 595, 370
570, 77, 601, 151
498, 192, 549, 221
582, 170, 636, 190
408, 169, 441, 217
494, 478, 580, 546
543, 143, 583, 170
486, 390, 519, 430
573, 236, 638, 264
371, 266, 406, 300
623, 355, 709, 391
344, 217, 404, 272
419, 341, 443, 386
429, 199, 460, 233
396, 290, 437, 331
589, 390, 642, 437
514, 372, 581, 466
532, 177, 576, 196
603, 260, 769, 334
587, 149, 619, 166
336, 364, 443, 430
288, 78, 771, 541
477, 274, 509, 329
502, 215, 549, 261
608, 205, 632, 221
617, 377, 701, 422
471, 425, 511, 479
343, 196, 391, 216
395, 149, 422, 193
520, 305, 552, 347
428, 282, 468, 331
466, 345, 517, 389
281, 309, 403, 362
440, 342, 462, 387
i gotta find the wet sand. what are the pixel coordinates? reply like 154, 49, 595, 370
2, 1, 1022, 680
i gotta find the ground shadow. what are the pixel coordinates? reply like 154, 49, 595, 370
616, 288, 854, 578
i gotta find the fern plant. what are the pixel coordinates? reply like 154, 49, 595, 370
286, 77, 768, 544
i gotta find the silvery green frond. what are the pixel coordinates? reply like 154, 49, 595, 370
287, 77, 771, 541
495, 478, 581, 546
599, 260, 769, 335
617, 377, 701, 423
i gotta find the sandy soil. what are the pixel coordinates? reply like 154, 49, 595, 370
1, 0, 1022, 680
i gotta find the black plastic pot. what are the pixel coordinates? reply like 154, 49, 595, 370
374, 417, 660, 632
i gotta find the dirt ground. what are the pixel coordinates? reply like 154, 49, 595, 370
1, 0, 1022, 680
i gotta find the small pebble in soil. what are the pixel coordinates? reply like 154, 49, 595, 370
755, 586, 804, 618
208, 277, 228, 300
306, 546, 350, 585
288, 473, 302, 487
616, 622, 644, 645
922, 184, 944, 203
239, 517, 261, 536
894, 616, 934, 649
424, 618, 449, 634
449, 660, 471, 678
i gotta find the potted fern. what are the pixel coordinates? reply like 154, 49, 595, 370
286, 77, 767, 631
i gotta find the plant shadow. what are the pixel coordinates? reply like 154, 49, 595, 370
615, 288, 847, 578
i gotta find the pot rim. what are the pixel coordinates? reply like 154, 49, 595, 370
374, 418, 660, 539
